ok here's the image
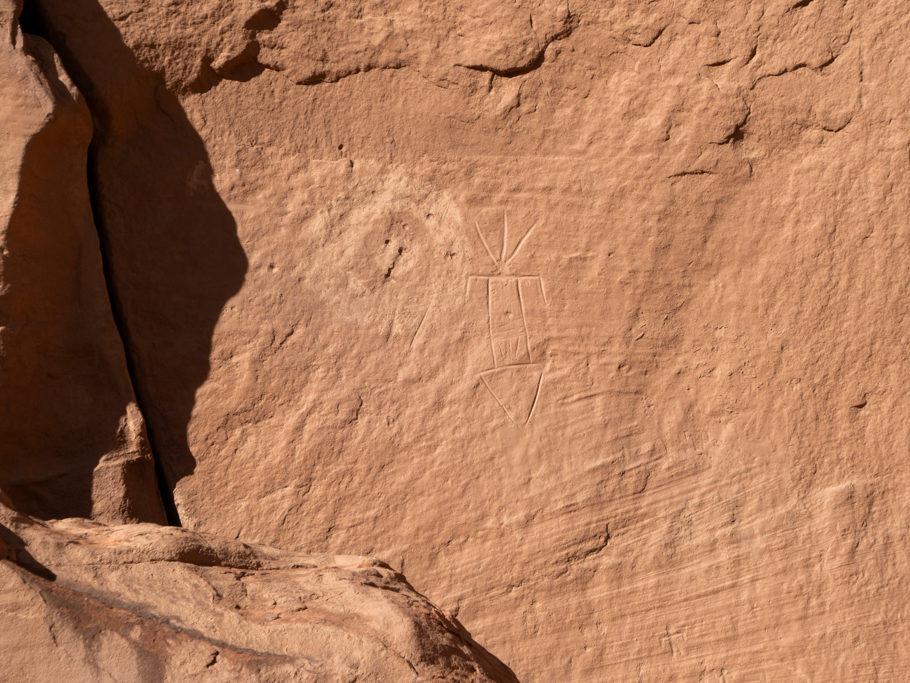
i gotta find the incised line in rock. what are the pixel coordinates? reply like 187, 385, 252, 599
467, 213, 546, 425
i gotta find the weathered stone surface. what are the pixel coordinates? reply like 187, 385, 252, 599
12, 0, 910, 679
0, 0, 163, 523
0, 499, 514, 681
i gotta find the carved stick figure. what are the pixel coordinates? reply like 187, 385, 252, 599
467, 214, 546, 424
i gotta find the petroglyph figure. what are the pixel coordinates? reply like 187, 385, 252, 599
467, 214, 546, 424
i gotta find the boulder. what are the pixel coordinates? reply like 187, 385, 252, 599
0, 499, 515, 681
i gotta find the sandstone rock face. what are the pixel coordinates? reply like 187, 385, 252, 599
1, 2, 516, 677
0, 499, 513, 681
0, 0, 163, 524
7, 0, 910, 679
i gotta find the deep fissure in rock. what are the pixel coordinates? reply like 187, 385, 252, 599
18, 2, 181, 526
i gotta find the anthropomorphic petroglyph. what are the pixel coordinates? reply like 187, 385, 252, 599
467, 214, 546, 424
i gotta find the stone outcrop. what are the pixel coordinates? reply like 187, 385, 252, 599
0, 498, 514, 681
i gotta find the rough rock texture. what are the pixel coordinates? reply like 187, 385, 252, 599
0, 0, 164, 524
0, 499, 514, 681
6, 0, 910, 679
1, 2, 518, 678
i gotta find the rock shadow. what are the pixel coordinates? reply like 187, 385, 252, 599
0, 525, 56, 582
0, 28, 162, 522
24, 0, 248, 523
